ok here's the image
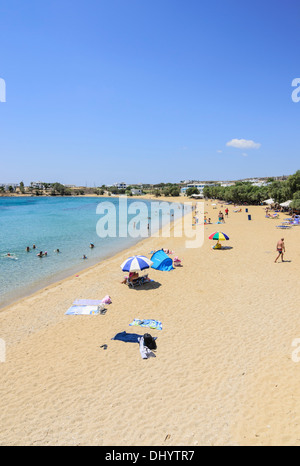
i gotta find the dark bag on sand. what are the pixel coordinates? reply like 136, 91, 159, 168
143, 333, 157, 350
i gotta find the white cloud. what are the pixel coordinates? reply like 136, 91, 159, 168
226, 138, 261, 149
242, 153, 248, 157
217, 150, 222, 153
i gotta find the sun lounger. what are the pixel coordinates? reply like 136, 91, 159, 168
126, 274, 151, 288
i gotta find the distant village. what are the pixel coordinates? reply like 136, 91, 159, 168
0, 176, 289, 198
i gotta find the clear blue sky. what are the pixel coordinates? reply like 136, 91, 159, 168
0, 0, 299, 186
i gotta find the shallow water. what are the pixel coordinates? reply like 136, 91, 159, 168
0, 196, 183, 307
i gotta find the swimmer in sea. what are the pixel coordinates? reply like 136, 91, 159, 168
5, 253, 18, 260
83, 255, 87, 259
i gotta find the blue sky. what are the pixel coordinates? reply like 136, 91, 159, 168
0, 0, 299, 186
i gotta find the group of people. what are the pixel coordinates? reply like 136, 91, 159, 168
24, 245, 61, 257
82, 243, 95, 259
23, 243, 95, 260
218, 210, 227, 222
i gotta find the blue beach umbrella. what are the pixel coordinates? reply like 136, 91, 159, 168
120, 255, 153, 272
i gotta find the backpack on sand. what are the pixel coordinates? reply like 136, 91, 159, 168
143, 333, 157, 350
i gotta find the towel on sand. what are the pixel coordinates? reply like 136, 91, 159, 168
129, 319, 162, 330
111, 331, 143, 343
112, 331, 157, 359
65, 305, 100, 315
73, 295, 111, 305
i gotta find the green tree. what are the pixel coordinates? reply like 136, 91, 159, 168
291, 191, 300, 210
169, 186, 180, 196
186, 187, 199, 197
287, 170, 300, 193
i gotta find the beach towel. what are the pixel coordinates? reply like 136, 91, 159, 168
73, 295, 112, 305
111, 331, 143, 343
65, 305, 100, 315
129, 319, 162, 331
112, 331, 157, 359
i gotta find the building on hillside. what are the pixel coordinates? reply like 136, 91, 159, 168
181, 182, 216, 197
220, 182, 235, 187
113, 182, 127, 190
30, 181, 44, 189
131, 188, 142, 195
0, 183, 19, 192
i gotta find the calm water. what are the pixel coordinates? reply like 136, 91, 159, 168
0, 196, 183, 307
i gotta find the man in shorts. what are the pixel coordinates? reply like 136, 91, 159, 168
275, 238, 285, 263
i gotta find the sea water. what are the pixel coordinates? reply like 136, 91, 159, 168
0, 196, 183, 307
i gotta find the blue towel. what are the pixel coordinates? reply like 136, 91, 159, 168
111, 331, 143, 343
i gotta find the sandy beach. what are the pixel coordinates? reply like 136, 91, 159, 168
0, 200, 300, 446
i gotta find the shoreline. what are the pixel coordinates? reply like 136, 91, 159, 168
0, 194, 192, 312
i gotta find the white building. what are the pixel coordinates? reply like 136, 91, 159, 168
131, 188, 142, 195
220, 182, 235, 187
113, 182, 127, 190
181, 182, 215, 197
0, 183, 19, 192
30, 181, 44, 189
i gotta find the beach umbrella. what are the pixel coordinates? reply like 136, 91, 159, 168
120, 255, 153, 272
209, 232, 229, 241
262, 198, 274, 205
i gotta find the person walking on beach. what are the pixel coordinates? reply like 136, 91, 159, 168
275, 238, 285, 263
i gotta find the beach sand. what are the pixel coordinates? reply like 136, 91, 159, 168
0, 201, 300, 446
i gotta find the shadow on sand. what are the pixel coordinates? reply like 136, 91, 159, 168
130, 281, 162, 290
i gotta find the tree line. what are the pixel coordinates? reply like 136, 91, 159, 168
202, 170, 300, 210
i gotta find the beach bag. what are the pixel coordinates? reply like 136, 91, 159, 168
143, 333, 157, 350
102, 295, 112, 304
97, 303, 106, 313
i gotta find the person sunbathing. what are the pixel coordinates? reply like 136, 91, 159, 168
129, 271, 139, 282
121, 271, 139, 284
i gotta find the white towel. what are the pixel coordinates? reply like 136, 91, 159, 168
138, 337, 156, 359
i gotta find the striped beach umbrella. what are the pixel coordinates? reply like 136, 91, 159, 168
120, 255, 153, 272
209, 231, 229, 241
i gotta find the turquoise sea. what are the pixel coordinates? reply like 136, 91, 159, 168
0, 196, 183, 308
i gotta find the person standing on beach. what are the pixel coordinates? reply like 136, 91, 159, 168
275, 238, 285, 263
